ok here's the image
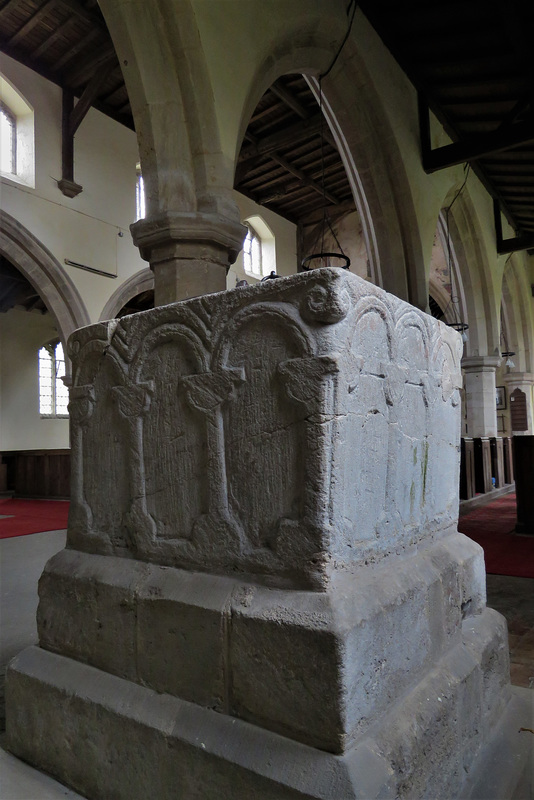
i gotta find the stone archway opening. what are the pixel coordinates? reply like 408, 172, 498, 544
233, 74, 372, 286
0, 210, 89, 352
99, 268, 154, 322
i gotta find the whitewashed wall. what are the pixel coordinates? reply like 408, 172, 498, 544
0, 55, 301, 452
0, 309, 69, 450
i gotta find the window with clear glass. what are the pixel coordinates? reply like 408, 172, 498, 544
0, 101, 16, 174
136, 165, 145, 220
243, 225, 262, 278
39, 341, 69, 417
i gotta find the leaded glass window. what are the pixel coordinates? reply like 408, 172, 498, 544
243, 225, 262, 278
39, 341, 69, 417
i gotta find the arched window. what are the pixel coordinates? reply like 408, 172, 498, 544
243, 224, 262, 278
0, 74, 34, 186
38, 341, 69, 417
0, 101, 16, 174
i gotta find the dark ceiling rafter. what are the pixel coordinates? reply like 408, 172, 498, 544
32, 14, 77, 59
239, 114, 334, 163
0, 256, 48, 315
2, 0, 533, 251
359, 0, 534, 251
59, 59, 113, 197
234, 75, 355, 224
6, 0, 57, 47
419, 95, 534, 173
0, 0, 128, 135
494, 199, 534, 253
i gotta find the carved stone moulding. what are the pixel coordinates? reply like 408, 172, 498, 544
66, 268, 463, 588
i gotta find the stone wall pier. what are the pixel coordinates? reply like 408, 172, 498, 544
6, 269, 532, 799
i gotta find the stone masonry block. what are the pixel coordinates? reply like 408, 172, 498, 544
35, 532, 487, 752
228, 532, 482, 753
38, 548, 149, 682
135, 566, 234, 709
462, 606, 511, 728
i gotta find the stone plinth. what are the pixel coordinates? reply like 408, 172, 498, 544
6, 269, 531, 799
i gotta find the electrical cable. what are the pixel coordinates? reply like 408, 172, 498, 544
319, 0, 358, 81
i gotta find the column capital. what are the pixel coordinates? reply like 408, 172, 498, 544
461, 355, 501, 372
503, 372, 534, 386
130, 211, 247, 304
130, 211, 246, 267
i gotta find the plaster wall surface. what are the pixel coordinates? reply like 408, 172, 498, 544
0, 53, 144, 324
0, 309, 69, 451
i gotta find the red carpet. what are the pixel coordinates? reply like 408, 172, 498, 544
458, 493, 534, 579
0, 498, 69, 539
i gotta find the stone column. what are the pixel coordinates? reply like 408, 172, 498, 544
462, 355, 501, 438
131, 212, 246, 305
503, 372, 534, 435
463, 355, 500, 494
6, 270, 531, 800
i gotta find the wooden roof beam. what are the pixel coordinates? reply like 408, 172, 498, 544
69, 60, 115, 134
7, 0, 58, 47
57, 0, 107, 28
239, 114, 328, 161
269, 151, 339, 205
52, 28, 101, 72
67, 45, 116, 87
32, 14, 78, 58
419, 93, 534, 173
0, 0, 21, 23
270, 82, 309, 119
58, 60, 114, 198
493, 199, 534, 253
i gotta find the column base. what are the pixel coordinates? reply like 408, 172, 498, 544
6, 632, 532, 800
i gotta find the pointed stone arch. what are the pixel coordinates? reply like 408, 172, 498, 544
234, 36, 425, 308
503, 256, 534, 373
0, 210, 90, 356
99, 268, 154, 321
440, 193, 500, 358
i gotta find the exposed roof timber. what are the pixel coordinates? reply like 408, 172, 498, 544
0, 38, 59, 86
270, 83, 309, 119
51, 27, 101, 71
268, 151, 340, 205
69, 60, 115, 134
0, 0, 20, 23
67, 44, 115, 87
494, 199, 534, 253
419, 95, 534, 173
32, 14, 77, 58
57, 0, 106, 29
239, 114, 331, 162
497, 93, 531, 127
7, 0, 58, 47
